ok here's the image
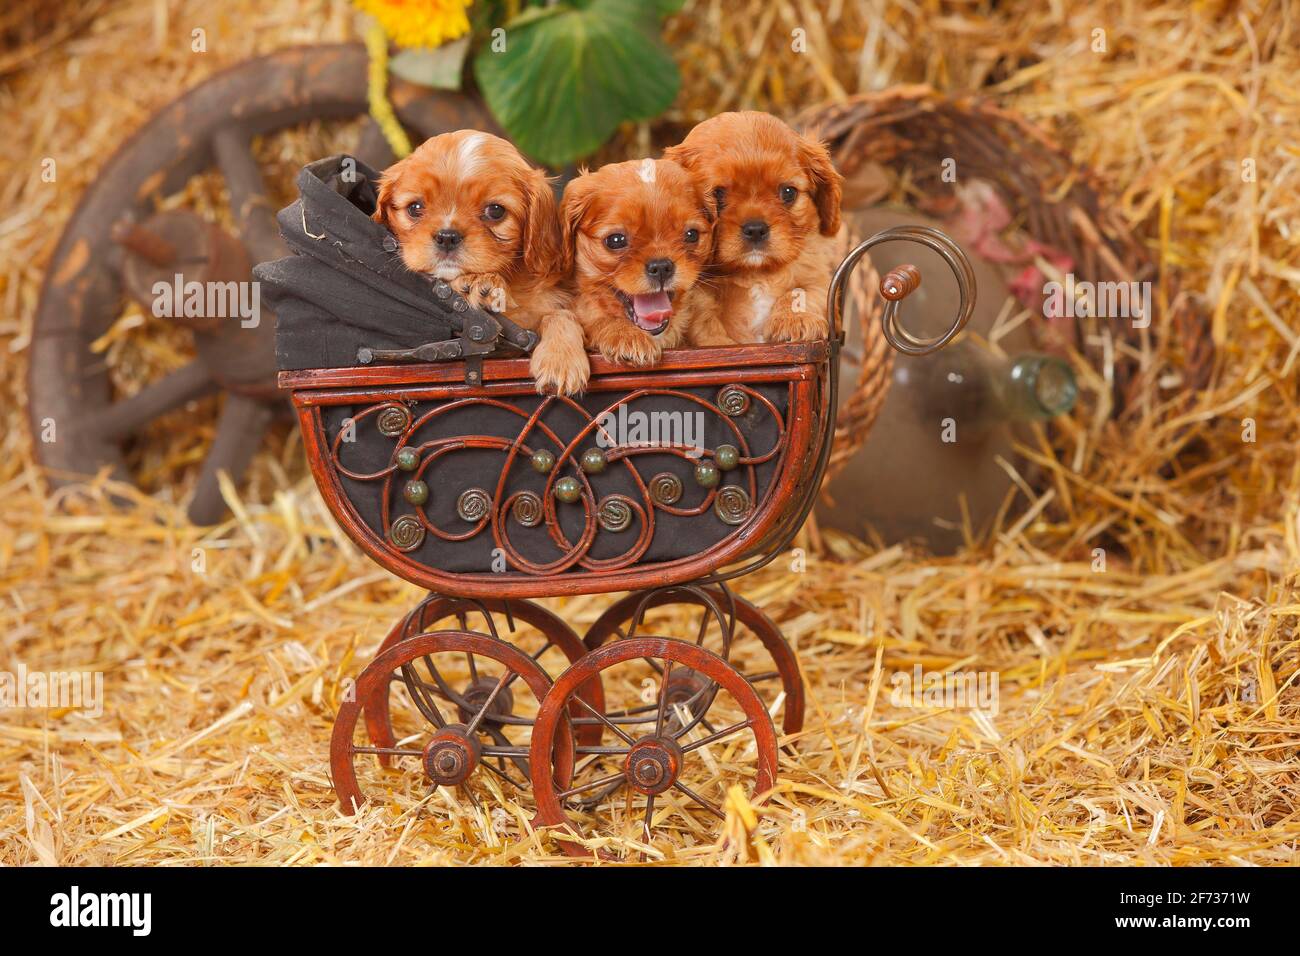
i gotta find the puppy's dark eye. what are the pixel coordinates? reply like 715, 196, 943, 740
712, 187, 727, 211
604, 233, 628, 250
779, 185, 797, 204
482, 203, 506, 221
406, 201, 425, 220
684, 228, 699, 244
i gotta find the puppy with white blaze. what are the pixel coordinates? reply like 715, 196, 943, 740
370, 130, 577, 389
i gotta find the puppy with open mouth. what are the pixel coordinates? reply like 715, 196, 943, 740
532, 158, 716, 394
665, 111, 843, 345
371, 130, 579, 385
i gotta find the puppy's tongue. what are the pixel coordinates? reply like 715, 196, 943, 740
631, 292, 672, 331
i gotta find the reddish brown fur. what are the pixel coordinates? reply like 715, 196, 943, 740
371, 130, 581, 390
664, 111, 842, 345
534, 159, 719, 394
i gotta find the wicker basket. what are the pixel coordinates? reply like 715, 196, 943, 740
799, 86, 1215, 478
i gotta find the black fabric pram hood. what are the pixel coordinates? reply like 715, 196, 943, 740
254, 155, 534, 370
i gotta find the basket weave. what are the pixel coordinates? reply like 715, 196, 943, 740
799, 86, 1215, 479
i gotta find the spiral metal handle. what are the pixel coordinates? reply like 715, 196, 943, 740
827, 224, 977, 357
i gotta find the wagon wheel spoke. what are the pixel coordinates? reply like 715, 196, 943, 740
212, 125, 282, 265
558, 770, 627, 801
571, 692, 637, 746
654, 660, 675, 737
463, 670, 517, 737
642, 793, 657, 845
680, 717, 752, 752
187, 394, 275, 525
81, 361, 217, 441
400, 663, 448, 729
480, 727, 530, 788
478, 756, 528, 791
352, 745, 423, 758
672, 781, 726, 821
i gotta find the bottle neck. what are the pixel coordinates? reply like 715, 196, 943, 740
995, 354, 1078, 421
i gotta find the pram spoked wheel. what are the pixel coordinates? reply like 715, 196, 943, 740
331, 628, 576, 813
582, 583, 804, 735
360, 596, 606, 764
529, 638, 778, 859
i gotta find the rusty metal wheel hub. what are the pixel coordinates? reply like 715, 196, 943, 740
624, 736, 683, 796
457, 679, 515, 726
423, 724, 482, 786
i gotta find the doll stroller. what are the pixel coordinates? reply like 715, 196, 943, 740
261, 155, 976, 858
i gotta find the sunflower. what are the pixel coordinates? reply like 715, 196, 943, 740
353, 0, 473, 49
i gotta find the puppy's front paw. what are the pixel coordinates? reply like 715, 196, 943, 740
455, 273, 514, 313
531, 339, 590, 396
767, 304, 828, 343
597, 324, 662, 367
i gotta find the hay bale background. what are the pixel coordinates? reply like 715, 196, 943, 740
1, 0, 1297, 864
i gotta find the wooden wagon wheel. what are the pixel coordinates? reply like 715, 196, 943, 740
332, 630, 575, 815
529, 638, 778, 860
361, 596, 606, 758
29, 43, 499, 523
582, 583, 805, 735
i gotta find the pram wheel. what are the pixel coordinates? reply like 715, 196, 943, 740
582, 584, 804, 734
361, 597, 606, 763
528, 638, 778, 860
331, 630, 575, 814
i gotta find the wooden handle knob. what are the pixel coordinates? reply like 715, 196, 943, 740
880, 264, 921, 301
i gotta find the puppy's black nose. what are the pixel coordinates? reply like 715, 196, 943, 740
434, 229, 463, 250
645, 258, 675, 282
741, 220, 770, 244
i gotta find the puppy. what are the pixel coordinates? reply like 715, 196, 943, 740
371, 130, 577, 385
536, 158, 717, 394
665, 111, 843, 345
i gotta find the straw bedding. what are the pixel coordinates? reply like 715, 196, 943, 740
0, 0, 1296, 865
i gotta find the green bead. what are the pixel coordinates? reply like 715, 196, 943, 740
554, 476, 582, 503
694, 461, 720, 489
580, 448, 607, 474
714, 444, 740, 471
531, 449, 556, 474
403, 480, 429, 506
395, 448, 420, 472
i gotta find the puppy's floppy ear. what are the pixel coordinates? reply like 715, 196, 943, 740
661, 141, 696, 170
559, 172, 597, 275
522, 168, 563, 278
371, 159, 406, 229
799, 133, 843, 236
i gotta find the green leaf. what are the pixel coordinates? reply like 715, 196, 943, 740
389, 37, 471, 90
473, 0, 680, 167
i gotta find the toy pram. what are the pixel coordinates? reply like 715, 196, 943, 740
261, 156, 976, 857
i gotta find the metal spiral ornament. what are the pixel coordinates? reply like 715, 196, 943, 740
457, 488, 492, 522
648, 472, 683, 506
716, 386, 751, 417
714, 485, 752, 526
376, 404, 412, 437
597, 495, 635, 533
389, 514, 426, 551
511, 491, 543, 528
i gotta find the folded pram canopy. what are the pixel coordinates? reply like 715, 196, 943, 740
255, 155, 533, 371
